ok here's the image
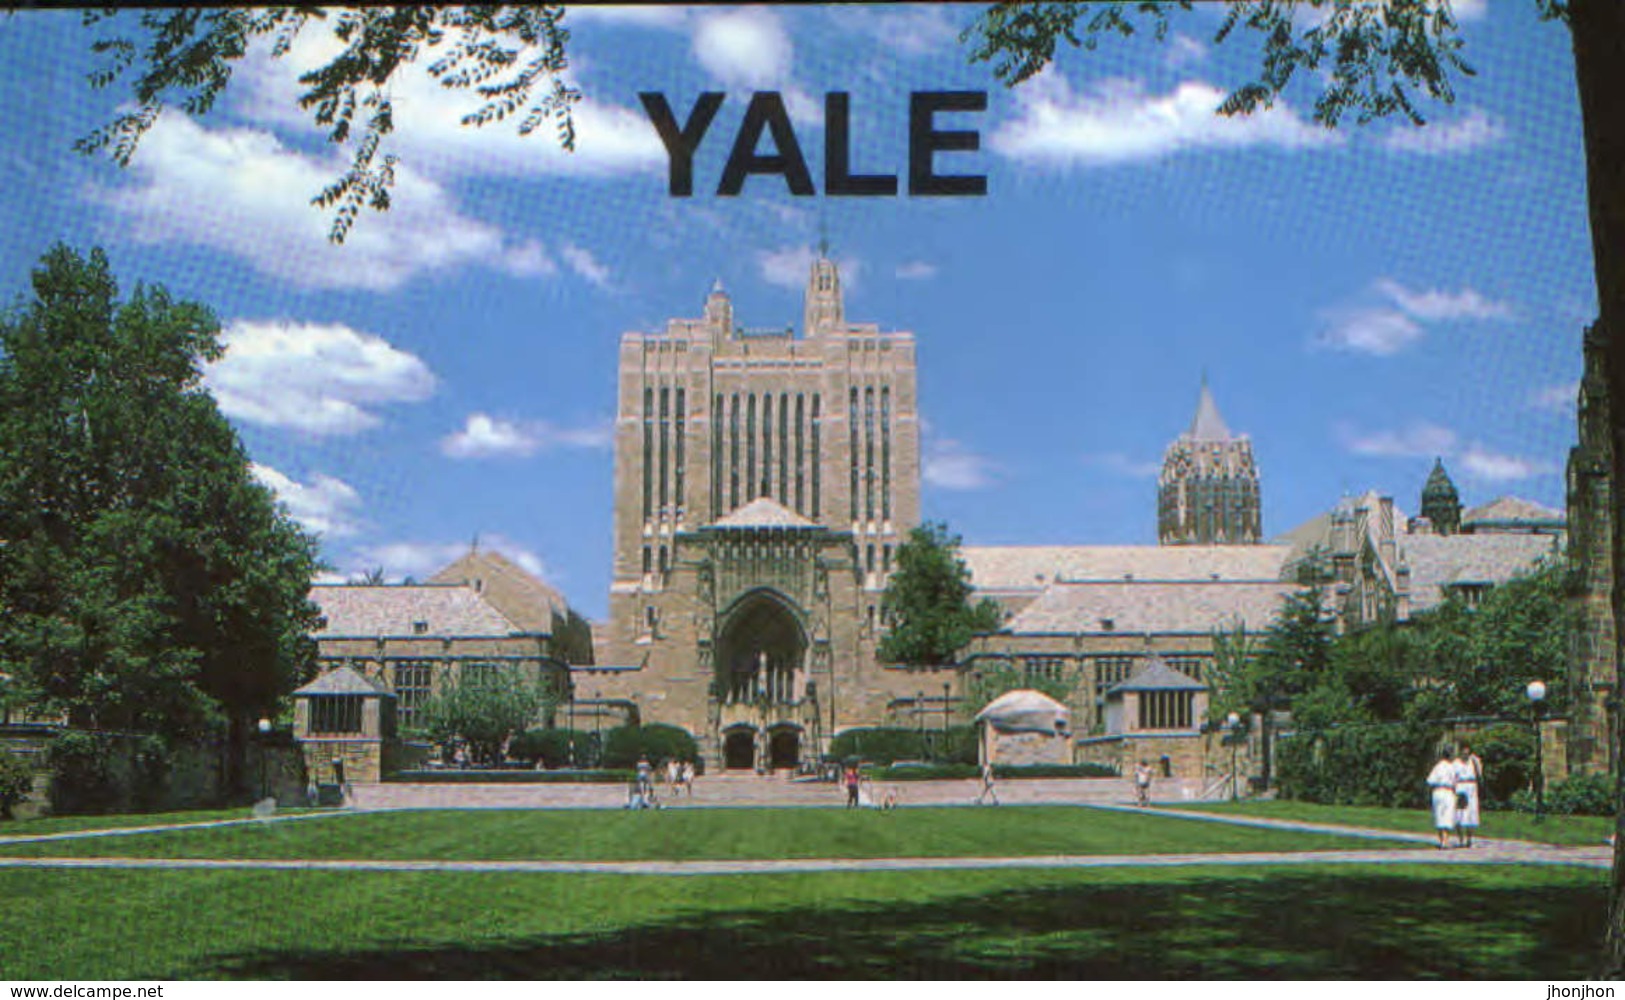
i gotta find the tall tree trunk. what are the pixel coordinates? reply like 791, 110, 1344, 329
1570, 0, 1625, 978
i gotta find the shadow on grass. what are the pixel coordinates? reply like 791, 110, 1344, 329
210, 870, 1604, 980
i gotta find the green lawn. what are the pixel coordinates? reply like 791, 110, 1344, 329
0, 806, 1412, 860
0, 863, 1604, 979
0, 806, 318, 838
1173, 800, 1615, 847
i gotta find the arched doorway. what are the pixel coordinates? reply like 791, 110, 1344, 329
722, 727, 757, 771
767, 726, 801, 770
715, 590, 808, 706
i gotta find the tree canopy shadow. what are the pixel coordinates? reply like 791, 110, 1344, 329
207, 870, 1605, 980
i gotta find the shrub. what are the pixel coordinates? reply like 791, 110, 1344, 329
508, 728, 593, 769
1275, 721, 1437, 808
829, 726, 977, 765
874, 763, 977, 781
1468, 724, 1534, 809
47, 731, 120, 815
1512, 772, 1615, 817
601, 724, 698, 769
390, 769, 633, 784
0, 752, 32, 820
996, 763, 1119, 779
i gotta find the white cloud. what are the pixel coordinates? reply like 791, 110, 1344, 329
1086, 452, 1160, 479
564, 6, 690, 29
91, 114, 556, 291
1382, 107, 1506, 156
561, 243, 614, 290
348, 535, 550, 582
989, 73, 1335, 167
440, 412, 612, 459
250, 463, 363, 538
1445, 0, 1488, 22
1531, 381, 1579, 413
1374, 277, 1514, 321
895, 261, 937, 281
1317, 307, 1424, 356
1164, 34, 1207, 70
207, 320, 435, 435
757, 245, 862, 291
837, 6, 960, 57
693, 7, 792, 90
923, 438, 996, 491
1338, 422, 1459, 458
1458, 445, 1553, 482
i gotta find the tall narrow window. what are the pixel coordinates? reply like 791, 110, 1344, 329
779, 392, 790, 502
642, 387, 653, 520
849, 387, 859, 520
675, 388, 686, 516
642, 546, 652, 576
795, 393, 805, 513
864, 386, 875, 522
746, 394, 757, 502
881, 385, 891, 521
658, 545, 668, 580
713, 393, 723, 519
658, 386, 670, 514
811, 393, 822, 519
729, 393, 740, 510
761, 394, 773, 499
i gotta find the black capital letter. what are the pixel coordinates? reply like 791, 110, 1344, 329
641, 92, 725, 197
825, 92, 898, 197
908, 91, 987, 197
717, 92, 816, 197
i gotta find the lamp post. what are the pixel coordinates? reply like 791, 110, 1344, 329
256, 717, 272, 802
1226, 711, 1241, 802
1526, 680, 1547, 823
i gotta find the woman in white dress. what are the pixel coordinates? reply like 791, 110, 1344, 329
1453, 742, 1484, 848
1426, 747, 1459, 849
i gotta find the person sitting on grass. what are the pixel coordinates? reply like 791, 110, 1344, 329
1427, 746, 1459, 849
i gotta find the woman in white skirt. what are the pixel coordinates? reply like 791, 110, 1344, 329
1453, 742, 1484, 848
1427, 747, 1459, 849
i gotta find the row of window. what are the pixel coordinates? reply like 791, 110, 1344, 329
642, 386, 687, 521
848, 385, 892, 523
714, 390, 823, 518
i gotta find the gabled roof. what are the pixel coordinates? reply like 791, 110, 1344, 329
293, 665, 393, 697
430, 547, 569, 633
1400, 533, 1558, 610
1461, 496, 1565, 528
1004, 578, 1296, 635
1109, 655, 1205, 694
963, 545, 1292, 595
708, 497, 819, 530
310, 584, 525, 638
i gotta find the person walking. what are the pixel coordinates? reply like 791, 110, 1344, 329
1454, 742, 1484, 848
679, 759, 695, 797
976, 759, 1000, 806
1427, 746, 1459, 849
636, 755, 654, 801
1133, 759, 1154, 807
843, 762, 861, 808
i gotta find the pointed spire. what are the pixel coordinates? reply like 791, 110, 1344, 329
804, 239, 843, 336
1188, 375, 1232, 440
710, 276, 725, 295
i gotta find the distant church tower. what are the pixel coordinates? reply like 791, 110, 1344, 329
1158, 378, 1262, 545
1419, 458, 1462, 535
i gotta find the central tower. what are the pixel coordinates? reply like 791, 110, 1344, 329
603, 248, 921, 769
1157, 378, 1262, 545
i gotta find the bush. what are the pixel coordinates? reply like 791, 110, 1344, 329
1512, 772, 1615, 817
0, 752, 32, 820
829, 726, 977, 766
1275, 721, 1438, 808
390, 769, 633, 784
874, 763, 977, 781
996, 763, 1119, 779
869, 762, 1119, 781
601, 724, 698, 769
1468, 724, 1535, 809
507, 728, 594, 769
47, 730, 121, 815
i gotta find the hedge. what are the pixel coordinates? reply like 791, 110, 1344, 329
1275, 721, 1438, 808
507, 728, 596, 769
870, 762, 1119, 781
601, 724, 699, 769
390, 769, 634, 784
829, 726, 977, 766
1512, 771, 1614, 817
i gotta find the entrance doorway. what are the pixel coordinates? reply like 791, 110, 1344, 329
723, 728, 756, 771
715, 590, 807, 705
767, 727, 801, 770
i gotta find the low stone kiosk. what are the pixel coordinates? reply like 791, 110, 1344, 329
292, 666, 397, 789
975, 689, 1071, 766
1077, 654, 1207, 778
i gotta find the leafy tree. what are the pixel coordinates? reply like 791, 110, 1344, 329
879, 522, 1004, 666
0, 752, 32, 821
77, 7, 578, 243
0, 246, 322, 794
1245, 587, 1334, 788
416, 667, 547, 766
964, 663, 1070, 712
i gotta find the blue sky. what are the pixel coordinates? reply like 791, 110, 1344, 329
0, 4, 1592, 620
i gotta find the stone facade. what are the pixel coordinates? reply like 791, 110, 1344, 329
1566, 321, 1616, 774
599, 250, 941, 770
1158, 379, 1263, 546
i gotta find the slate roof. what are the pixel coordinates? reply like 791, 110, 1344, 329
1401, 533, 1559, 610
1004, 579, 1297, 635
962, 545, 1292, 595
310, 584, 525, 638
1109, 655, 1205, 694
708, 497, 819, 530
1462, 496, 1565, 529
293, 665, 393, 697
430, 547, 569, 632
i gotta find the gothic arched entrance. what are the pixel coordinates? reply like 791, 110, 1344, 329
767, 725, 801, 770
715, 589, 808, 706
722, 726, 757, 771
